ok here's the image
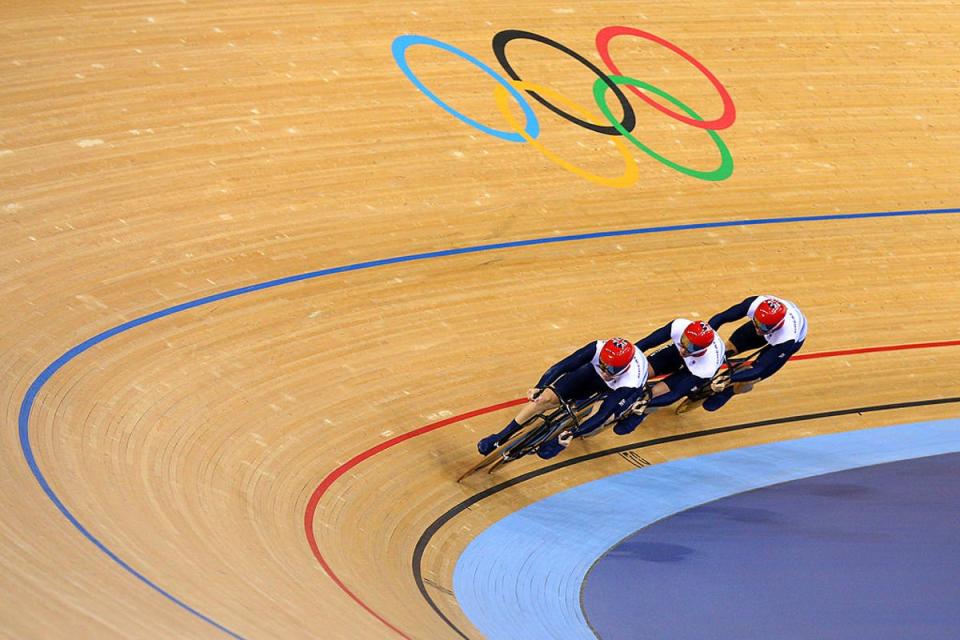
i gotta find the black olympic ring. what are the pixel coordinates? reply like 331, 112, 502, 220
491, 29, 637, 136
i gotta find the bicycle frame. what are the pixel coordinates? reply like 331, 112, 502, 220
499, 390, 600, 461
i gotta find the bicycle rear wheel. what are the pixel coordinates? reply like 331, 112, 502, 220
457, 401, 567, 481
488, 395, 600, 473
456, 419, 543, 482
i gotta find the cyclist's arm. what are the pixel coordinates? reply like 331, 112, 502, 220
573, 387, 636, 436
730, 341, 796, 382
708, 296, 758, 330
634, 322, 672, 352
535, 342, 596, 389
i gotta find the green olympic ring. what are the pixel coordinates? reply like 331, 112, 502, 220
593, 75, 734, 181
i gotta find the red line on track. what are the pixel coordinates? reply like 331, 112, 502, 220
302, 399, 523, 639
303, 339, 960, 638
792, 340, 960, 360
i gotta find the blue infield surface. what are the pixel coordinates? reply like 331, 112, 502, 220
582, 452, 960, 640
453, 419, 960, 640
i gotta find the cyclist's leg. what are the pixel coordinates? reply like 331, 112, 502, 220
514, 387, 559, 424
648, 345, 683, 378
704, 327, 754, 412
746, 339, 805, 381
551, 363, 608, 403
478, 391, 558, 454
613, 387, 653, 435
535, 367, 612, 459
703, 387, 735, 411
612, 347, 679, 435
704, 340, 804, 412
650, 370, 707, 408
614, 370, 706, 434
726, 322, 766, 356
479, 363, 603, 454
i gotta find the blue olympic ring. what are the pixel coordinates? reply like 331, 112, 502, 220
391, 34, 540, 143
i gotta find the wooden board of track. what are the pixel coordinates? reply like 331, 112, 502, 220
1, 1, 958, 638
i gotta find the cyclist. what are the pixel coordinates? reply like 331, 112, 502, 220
476, 338, 649, 460
613, 319, 725, 435
703, 295, 808, 411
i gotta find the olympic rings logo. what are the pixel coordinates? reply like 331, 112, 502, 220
392, 27, 736, 188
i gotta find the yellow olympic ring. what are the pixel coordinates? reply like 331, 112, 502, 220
493, 80, 640, 189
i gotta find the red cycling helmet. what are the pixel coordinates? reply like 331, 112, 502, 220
681, 321, 715, 355
753, 298, 787, 334
599, 338, 635, 374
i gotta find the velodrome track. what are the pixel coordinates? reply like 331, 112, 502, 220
2, 2, 959, 638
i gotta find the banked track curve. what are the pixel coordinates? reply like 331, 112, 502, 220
18, 207, 960, 637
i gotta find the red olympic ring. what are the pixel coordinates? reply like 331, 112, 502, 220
595, 26, 736, 130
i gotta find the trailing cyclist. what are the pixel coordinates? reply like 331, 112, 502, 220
476, 338, 649, 460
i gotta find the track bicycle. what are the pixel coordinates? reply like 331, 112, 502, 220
458, 385, 652, 481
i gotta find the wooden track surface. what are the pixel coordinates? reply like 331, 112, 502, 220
2, 2, 959, 638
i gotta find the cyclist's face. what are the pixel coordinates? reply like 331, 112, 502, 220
752, 317, 779, 335
678, 334, 701, 357
598, 361, 625, 378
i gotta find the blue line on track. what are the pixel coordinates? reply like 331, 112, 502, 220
16, 206, 960, 637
